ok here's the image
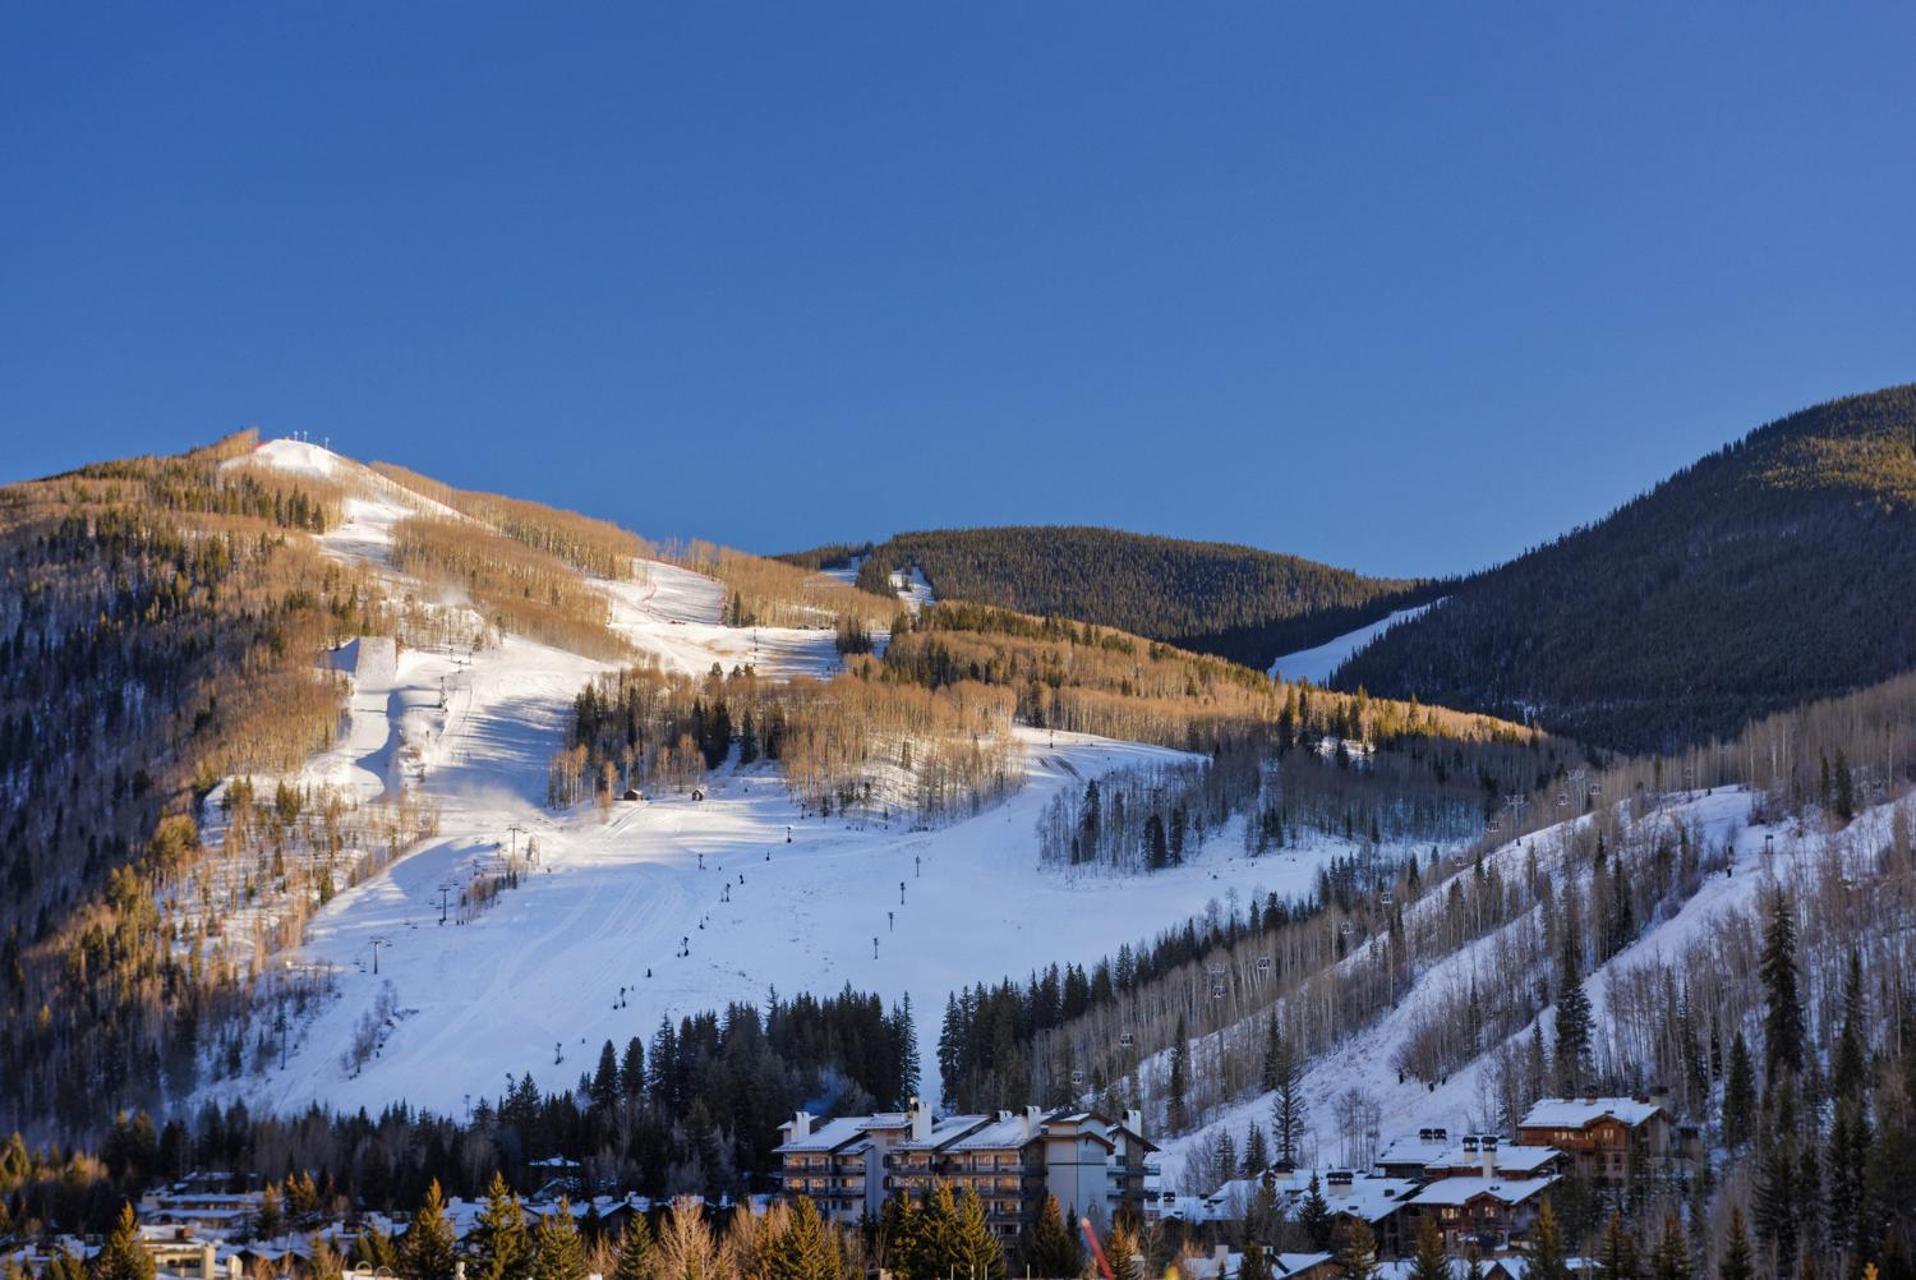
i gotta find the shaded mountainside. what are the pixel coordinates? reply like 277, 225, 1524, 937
832, 526, 1437, 668
0, 432, 385, 1128
1337, 383, 1916, 752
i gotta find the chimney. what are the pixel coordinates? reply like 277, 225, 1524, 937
1023, 1105, 1045, 1141
456, 1264, 468, 1280
1125, 1109, 1144, 1138
1480, 1144, 1494, 1180
227, 1258, 243, 1280
1214, 1245, 1230, 1274
201, 1244, 217, 1280
788, 1110, 813, 1141
910, 1097, 931, 1143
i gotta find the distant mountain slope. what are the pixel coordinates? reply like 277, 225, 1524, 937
837, 526, 1436, 668
1336, 383, 1916, 751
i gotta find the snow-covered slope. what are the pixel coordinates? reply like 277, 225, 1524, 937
1155, 786, 1830, 1186
201, 438, 1360, 1117
1268, 600, 1442, 684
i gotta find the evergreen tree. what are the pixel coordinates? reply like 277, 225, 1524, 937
404, 1181, 459, 1280
591, 1040, 622, 1112
1649, 1213, 1691, 1280
621, 1036, 646, 1099
614, 1218, 657, 1280
1531, 1199, 1570, 1280
1555, 926, 1593, 1096
1718, 1207, 1754, 1280
880, 1194, 920, 1280
954, 1186, 1007, 1280
1598, 1212, 1641, 1280
1027, 1194, 1082, 1278
353, 1227, 399, 1271
1754, 1130, 1799, 1278
1299, 1176, 1334, 1251
766, 1197, 839, 1280
1833, 949, 1867, 1101
531, 1199, 588, 1280
1409, 1216, 1450, 1280
1723, 1032, 1756, 1149
1267, 1020, 1308, 1165
1760, 889, 1805, 1082
1240, 1245, 1272, 1280
93, 1203, 156, 1280
1335, 1218, 1380, 1280
472, 1172, 533, 1280
1242, 1121, 1270, 1177
1245, 1180, 1283, 1248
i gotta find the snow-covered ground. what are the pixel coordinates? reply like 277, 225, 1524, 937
236, 727, 1353, 1117
1268, 600, 1442, 684
203, 440, 1350, 1117
600, 560, 843, 680
1155, 786, 1825, 1186
821, 555, 935, 613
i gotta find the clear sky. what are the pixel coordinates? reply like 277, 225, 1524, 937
4, 5, 1913, 577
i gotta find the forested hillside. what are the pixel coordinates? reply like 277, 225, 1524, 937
0, 432, 384, 1131
1338, 384, 1916, 751
839, 527, 1434, 667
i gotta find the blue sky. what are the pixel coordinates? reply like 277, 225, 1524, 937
4, 5, 1913, 577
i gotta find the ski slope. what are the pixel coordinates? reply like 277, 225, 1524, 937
204, 439, 1359, 1117
1268, 600, 1442, 684
1155, 786, 1831, 1187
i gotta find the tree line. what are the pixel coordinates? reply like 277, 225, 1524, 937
849, 525, 1435, 671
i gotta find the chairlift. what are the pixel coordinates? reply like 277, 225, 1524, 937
1070, 1068, 1086, 1088
1208, 971, 1228, 999
1256, 954, 1273, 975
1119, 1029, 1136, 1049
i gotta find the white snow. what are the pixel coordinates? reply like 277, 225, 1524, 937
820, 555, 935, 613
243, 438, 338, 477
198, 442, 1355, 1120
227, 727, 1350, 1117
1157, 786, 1822, 1188
1268, 600, 1442, 684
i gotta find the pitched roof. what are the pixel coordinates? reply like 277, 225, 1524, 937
1427, 1143, 1563, 1175
1520, 1097, 1662, 1129
1406, 1174, 1559, 1208
774, 1115, 877, 1154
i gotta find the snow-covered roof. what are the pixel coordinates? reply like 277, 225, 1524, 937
1373, 1133, 1452, 1170
1520, 1097, 1662, 1129
1428, 1143, 1563, 1175
1273, 1254, 1335, 1279
946, 1115, 1038, 1152
775, 1115, 879, 1154
896, 1113, 991, 1151
1254, 1171, 1417, 1224
1407, 1174, 1559, 1208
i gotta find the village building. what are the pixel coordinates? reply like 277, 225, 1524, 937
774, 1099, 1155, 1235
1515, 1095, 1694, 1184
1373, 1129, 1454, 1180
1405, 1174, 1559, 1254
1422, 1133, 1564, 1181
